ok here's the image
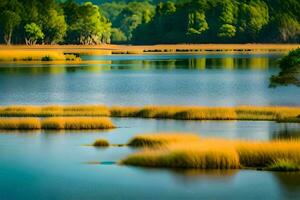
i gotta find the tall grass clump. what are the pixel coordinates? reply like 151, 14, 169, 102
122, 141, 240, 169
235, 140, 300, 167
0, 118, 41, 130
128, 133, 200, 147
0, 105, 110, 117
41, 117, 116, 130
0, 50, 66, 61
93, 139, 110, 147
266, 159, 300, 172
122, 134, 300, 170
236, 106, 300, 121
111, 106, 237, 120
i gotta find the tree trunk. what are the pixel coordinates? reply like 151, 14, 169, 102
4, 29, 12, 45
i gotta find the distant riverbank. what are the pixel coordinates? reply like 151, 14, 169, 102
0, 44, 299, 56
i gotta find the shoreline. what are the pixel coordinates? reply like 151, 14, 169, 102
0, 44, 299, 54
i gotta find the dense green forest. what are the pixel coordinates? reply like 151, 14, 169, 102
0, 0, 300, 45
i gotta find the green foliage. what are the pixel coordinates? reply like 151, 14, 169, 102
270, 48, 300, 87
24, 23, 44, 45
111, 28, 127, 43
0, 0, 300, 44
64, 1, 111, 44
266, 159, 300, 171
0, 10, 21, 45
187, 12, 208, 35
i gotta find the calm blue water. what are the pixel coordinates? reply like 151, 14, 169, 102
0, 118, 300, 200
0, 53, 299, 106
0, 52, 300, 200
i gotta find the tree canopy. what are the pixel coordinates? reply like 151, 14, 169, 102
0, 0, 300, 44
270, 48, 300, 88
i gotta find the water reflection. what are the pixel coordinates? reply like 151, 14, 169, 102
0, 54, 280, 74
272, 172, 300, 195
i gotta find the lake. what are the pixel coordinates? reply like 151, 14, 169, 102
0, 52, 300, 200
0, 52, 299, 106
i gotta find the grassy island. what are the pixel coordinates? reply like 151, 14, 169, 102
121, 133, 300, 171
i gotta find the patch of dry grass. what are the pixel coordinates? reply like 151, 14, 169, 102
0, 118, 41, 130
122, 138, 240, 169
0, 105, 110, 117
121, 134, 300, 170
93, 139, 110, 147
111, 106, 237, 120
1, 105, 299, 122
235, 140, 300, 167
41, 117, 116, 130
236, 106, 300, 121
128, 133, 200, 147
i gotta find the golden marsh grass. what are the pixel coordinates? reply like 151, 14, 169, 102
93, 139, 110, 147
1, 105, 299, 122
128, 133, 200, 147
0, 117, 115, 130
121, 134, 300, 170
0, 50, 67, 61
111, 106, 237, 120
41, 117, 116, 130
111, 105, 300, 122
0, 105, 110, 117
0, 118, 41, 130
235, 140, 300, 167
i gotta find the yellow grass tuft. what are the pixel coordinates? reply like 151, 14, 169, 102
111, 105, 300, 121
0, 118, 41, 130
0, 50, 66, 61
0, 105, 110, 117
128, 133, 200, 147
236, 106, 300, 121
122, 134, 300, 170
122, 139, 240, 169
111, 106, 237, 120
1, 105, 300, 122
93, 139, 110, 147
41, 117, 116, 130
235, 140, 300, 167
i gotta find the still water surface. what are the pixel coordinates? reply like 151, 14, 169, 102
0, 53, 299, 105
0, 118, 300, 200
0, 52, 300, 199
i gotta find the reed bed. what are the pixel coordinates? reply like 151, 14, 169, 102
235, 140, 300, 167
128, 133, 200, 147
0, 50, 67, 61
0, 118, 41, 130
0, 117, 115, 130
0, 105, 110, 117
121, 134, 300, 170
111, 106, 237, 120
111, 105, 300, 122
1, 105, 299, 122
41, 117, 115, 130
122, 138, 240, 169
236, 106, 300, 121
93, 139, 110, 147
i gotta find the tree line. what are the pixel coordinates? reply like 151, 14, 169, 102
1, 0, 300, 45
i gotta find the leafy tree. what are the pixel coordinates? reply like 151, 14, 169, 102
187, 12, 208, 35
277, 14, 300, 42
24, 23, 44, 45
270, 48, 300, 87
0, 10, 21, 45
111, 28, 127, 43
217, 0, 237, 38
238, 0, 269, 41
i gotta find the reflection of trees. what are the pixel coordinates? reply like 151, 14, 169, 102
272, 130, 300, 140
272, 172, 300, 193
270, 49, 300, 87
